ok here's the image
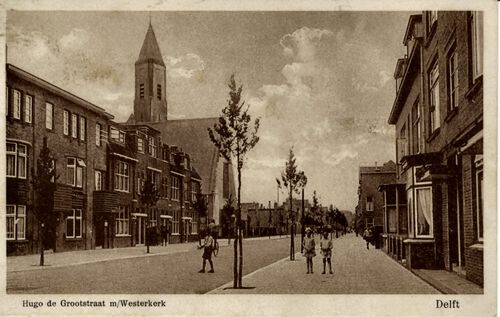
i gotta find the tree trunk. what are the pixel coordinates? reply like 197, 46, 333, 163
289, 188, 294, 260
233, 226, 238, 288
39, 222, 45, 266
237, 163, 243, 288
146, 206, 150, 254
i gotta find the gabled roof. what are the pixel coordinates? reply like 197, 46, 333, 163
147, 118, 220, 193
136, 24, 165, 67
359, 160, 396, 174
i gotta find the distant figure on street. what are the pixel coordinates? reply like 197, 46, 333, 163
198, 232, 215, 273
320, 230, 333, 274
208, 219, 218, 244
160, 224, 168, 246
363, 227, 373, 250
302, 227, 316, 274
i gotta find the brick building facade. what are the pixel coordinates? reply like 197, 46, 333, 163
6, 63, 202, 255
381, 11, 483, 286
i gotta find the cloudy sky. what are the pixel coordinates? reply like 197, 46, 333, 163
7, 11, 411, 211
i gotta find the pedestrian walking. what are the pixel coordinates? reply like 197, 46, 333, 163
160, 224, 167, 246
198, 232, 215, 273
363, 227, 373, 250
302, 227, 316, 274
320, 230, 333, 274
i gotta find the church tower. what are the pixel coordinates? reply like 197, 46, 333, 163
133, 22, 168, 123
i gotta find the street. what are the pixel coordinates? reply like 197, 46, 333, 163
7, 236, 296, 294
8, 234, 437, 294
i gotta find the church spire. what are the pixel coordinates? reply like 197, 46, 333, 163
136, 23, 165, 67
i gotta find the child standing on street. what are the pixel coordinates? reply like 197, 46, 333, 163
302, 227, 316, 274
320, 230, 333, 274
198, 232, 215, 273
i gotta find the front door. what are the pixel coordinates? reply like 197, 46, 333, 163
136, 217, 146, 245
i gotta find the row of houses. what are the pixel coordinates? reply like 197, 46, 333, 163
6, 22, 237, 255
357, 11, 484, 287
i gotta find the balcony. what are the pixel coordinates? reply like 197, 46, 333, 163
93, 190, 119, 213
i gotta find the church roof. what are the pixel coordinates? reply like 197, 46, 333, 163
136, 24, 165, 67
147, 118, 220, 194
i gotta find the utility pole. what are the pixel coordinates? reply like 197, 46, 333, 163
301, 187, 305, 252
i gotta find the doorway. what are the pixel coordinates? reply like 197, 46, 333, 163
136, 216, 146, 245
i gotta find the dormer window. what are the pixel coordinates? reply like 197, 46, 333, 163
110, 126, 126, 144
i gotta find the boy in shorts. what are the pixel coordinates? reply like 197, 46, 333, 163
198, 232, 215, 273
320, 230, 333, 274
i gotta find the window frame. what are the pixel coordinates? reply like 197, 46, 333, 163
171, 176, 180, 201
66, 209, 82, 239
366, 196, 374, 212
470, 11, 483, 81
71, 113, 78, 138
6, 142, 27, 179
79, 116, 86, 141
95, 170, 103, 191
45, 102, 54, 130
24, 94, 33, 123
13, 89, 21, 120
114, 160, 130, 192
428, 61, 441, 133
115, 205, 130, 236
6, 205, 26, 241
414, 186, 433, 238
63, 110, 70, 136
447, 46, 459, 112
157, 84, 162, 100
475, 155, 483, 241
137, 137, 144, 153
139, 83, 145, 99
95, 123, 102, 146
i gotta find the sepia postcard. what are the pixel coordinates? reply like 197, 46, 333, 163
0, 0, 497, 316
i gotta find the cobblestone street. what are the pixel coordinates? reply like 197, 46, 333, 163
210, 233, 439, 294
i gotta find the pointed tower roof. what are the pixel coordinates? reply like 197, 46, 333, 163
136, 23, 165, 66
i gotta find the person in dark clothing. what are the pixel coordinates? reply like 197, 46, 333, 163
198, 232, 215, 273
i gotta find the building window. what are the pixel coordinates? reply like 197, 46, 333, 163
471, 11, 483, 80
63, 110, 70, 136
172, 210, 179, 234
150, 208, 158, 228
137, 137, 144, 153
13, 89, 21, 120
149, 137, 157, 157
95, 170, 103, 191
66, 209, 82, 238
110, 127, 125, 144
137, 170, 145, 195
79, 116, 86, 141
366, 196, 374, 212
157, 84, 162, 100
45, 102, 53, 130
114, 160, 130, 192
67, 157, 84, 188
116, 206, 130, 235
24, 95, 32, 123
71, 113, 78, 138
96, 123, 102, 146
412, 101, 422, 154
429, 62, 440, 133
6, 205, 26, 240
7, 142, 27, 179
6, 86, 9, 117
191, 181, 199, 202
161, 176, 169, 198
147, 169, 160, 190
415, 187, 432, 237
475, 155, 483, 241
171, 176, 180, 201
447, 48, 459, 111
139, 83, 145, 99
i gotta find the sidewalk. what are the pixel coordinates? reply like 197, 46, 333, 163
208, 234, 483, 294
7, 234, 290, 273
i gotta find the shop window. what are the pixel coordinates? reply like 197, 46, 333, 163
66, 209, 82, 238
6, 205, 26, 240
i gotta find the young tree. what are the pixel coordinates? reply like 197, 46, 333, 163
32, 137, 58, 266
208, 74, 260, 289
277, 148, 307, 260
139, 174, 159, 254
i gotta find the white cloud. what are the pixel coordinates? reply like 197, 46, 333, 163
322, 148, 358, 167
165, 53, 205, 79
280, 27, 333, 62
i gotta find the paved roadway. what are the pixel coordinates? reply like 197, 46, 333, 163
210, 233, 439, 294
7, 236, 298, 294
